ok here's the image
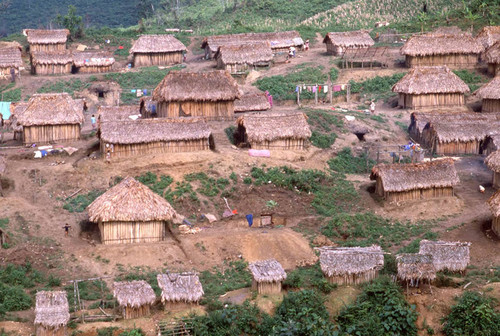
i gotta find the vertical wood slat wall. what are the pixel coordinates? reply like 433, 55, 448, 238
23, 124, 80, 144
99, 220, 166, 245
434, 140, 480, 155
157, 101, 234, 120
75, 65, 113, 73
250, 139, 305, 150
36, 325, 66, 336
492, 216, 500, 237
251, 279, 282, 294
383, 187, 454, 202
326, 269, 379, 285
101, 139, 210, 159
30, 43, 66, 53
398, 93, 465, 109
123, 305, 151, 319
482, 99, 500, 113
33, 63, 72, 75
133, 52, 183, 67
406, 54, 479, 68
493, 172, 500, 189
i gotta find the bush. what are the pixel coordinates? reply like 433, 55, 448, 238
63, 190, 104, 213
283, 263, 336, 294
328, 147, 375, 174
452, 70, 484, 92
0, 283, 32, 313
225, 126, 236, 145
310, 131, 337, 148
329, 67, 339, 81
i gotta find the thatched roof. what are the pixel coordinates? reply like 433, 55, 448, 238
248, 259, 287, 283
17, 93, 84, 127
130, 34, 187, 54
476, 26, 500, 49
322, 31, 374, 47
392, 66, 469, 94
319, 246, 384, 276
486, 150, 500, 172
432, 26, 470, 36
488, 189, 500, 217
113, 280, 156, 308
215, 42, 273, 65
484, 41, 500, 63
0, 41, 22, 52
157, 273, 204, 303
419, 240, 470, 272
152, 71, 240, 102
0, 156, 6, 175
73, 51, 115, 67
370, 159, 459, 192
0, 48, 22, 68
87, 177, 178, 223
236, 112, 311, 143
475, 76, 500, 99
34, 291, 70, 328
202, 31, 304, 53
89, 81, 121, 93
98, 105, 141, 123
31, 51, 73, 65
401, 33, 484, 56
9, 102, 28, 132
26, 29, 69, 44
396, 253, 436, 281
234, 93, 271, 112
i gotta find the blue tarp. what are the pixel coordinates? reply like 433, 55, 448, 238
0, 102, 11, 119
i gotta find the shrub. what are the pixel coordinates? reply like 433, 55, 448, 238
0, 283, 32, 313
329, 67, 339, 81
328, 147, 375, 174
225, 126, 236, 145
310, 131, 337, 148
283, 263, 336, 294
63, 190, 104, 213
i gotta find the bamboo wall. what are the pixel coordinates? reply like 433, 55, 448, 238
218, 60, 270, 73
32, 63, 72, 75
405, 54, 479, 68
133, 52, 183, 67
383, 186, 454, 202
0, 67, 19, 77
101, 139, 210, 159
435, 140, 480, 155
325, 42, 344, 55
493, 172, 500, 189
251, 279, 282, 294
98, 220, 166, 244
326, 269, 378, 286
250, 139, 306, 150
163, 301, 198, 311
487, 63, 499, 76
75, 65, 113, 74
36, 325, 66, 336
157, 100, 234, 120
123, 304, 151, 319
30, 43, 66, 52
482, 99, 500, 113
23, 124, 81, 144
492, 215, 500, 237
398, 93, 465, 109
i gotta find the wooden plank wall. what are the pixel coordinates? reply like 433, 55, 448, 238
23, 124, 80, 144
482, 99, 500, 113
33, 64, 72, 75
492, 216, 500, 237
157, 100, 234, 120
385, 187, 454, 202
493, 172, 500, 189
123, 305, 151, 319
99, 220, 166, 245
400, 93, 465, 109
36, 325, 66, 336
251, 279, 282, 294
250, 139, 305, 150
435, 140, 480, 155
133, 52, 183, 67
76, 65, 113, 74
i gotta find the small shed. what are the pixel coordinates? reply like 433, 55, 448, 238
30, 51, 73, 75
419, 240, 470, 273
484, 41, 500, 76
475, 76, 500, 112
487, 189, 500, 236
25, 29, 69, 52
80, 81, 121, 106
0, 48, 22, 79
87, 177, 179, 244
130, 34, 186, 67
73, 51, 115, 73
113, 280, 156, 319
17, 93, 83, 144
400, 33, 484, 68
152, 71, 240, 120
396, 253, 436, 288
322, 31, 375, 56
234, 92, 271, 113
319, 246, 384, 285
139, 96, 158, 118
215, 42, 273, 74
34, 291, 70, 336
370, 159, 459, 202
392, 66, 469, 109
485, 150, 500, 188
476, 26, 500, 50
157, 273, 204, 310
248, 259, 287, 294
234, 112, 311, 150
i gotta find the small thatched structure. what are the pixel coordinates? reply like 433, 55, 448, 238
26, 29, 69, 52
475, 76, 500, 112
322, 31, 374, 56
139, 96, 158, 118
484, 41, 500, 76
485, 150, 500, 188
152, 71, 240, 120
396, 253, 436, 287
234, 112, 311, 150
30, 51, 73, 75
215, 42, 273, 74
419, 240, 470, 273
392, 66, 469, 109
17, 93, 83, 144
130, 35, 186, 67
79, 81, 121, 106
113, 280, 156, 319
157, 273, 204, 310
87, 177, 179, 244
476, 26, 500, 50
400, 33, 483, 68
370, 159, 459, 202
319, 246, 384, 285
73, 51, 115, 73
488, 189, 500, 236
234, 93, 271, 113
248, 259, 287, 294
0, 48, 22, 78
34, 291, 70, 336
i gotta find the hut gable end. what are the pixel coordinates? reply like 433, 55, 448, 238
34, 291, 70, 328
392, 66, 469, 94
157, 273, 204, 303
249, 259, 287, 283
113, 280, 156, 308
17, 93, 84, 127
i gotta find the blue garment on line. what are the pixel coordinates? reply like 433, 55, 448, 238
40, 150, 48, 157
0, 102, 11, 119
131, 89, 136, 93
143, 89, 147, 95
246, 214, 253, 227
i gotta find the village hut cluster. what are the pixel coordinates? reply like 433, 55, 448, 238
322, 30, 374, 56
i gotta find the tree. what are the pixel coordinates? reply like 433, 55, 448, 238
137, 0, 155, 20
55, 5, 84, 40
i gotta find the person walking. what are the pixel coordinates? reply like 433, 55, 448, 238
90, 114, 96, 129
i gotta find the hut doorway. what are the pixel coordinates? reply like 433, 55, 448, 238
209, 134, 215, 150
98, 91, 105, 99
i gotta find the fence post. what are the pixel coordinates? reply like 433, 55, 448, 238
314, 84, 318, 104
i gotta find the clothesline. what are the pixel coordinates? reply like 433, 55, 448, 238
295, 83, 351, 105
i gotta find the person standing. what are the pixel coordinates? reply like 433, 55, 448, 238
90, 114, 96, 129
370, 101, 376, 114
62, 224, 71, 236
10, 68, 15, 83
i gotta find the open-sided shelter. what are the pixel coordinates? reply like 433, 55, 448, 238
322, 31, 374, 56
152, 71, 240, 120
0, 48, 22, 79
392, 66, 469, 109
476, 26, 500, 50
130, 34, 186, 67
215, 42, 273, 74
475, 76, 500, 112
157, 273, 204, 310
234, 92, 271, 113
319, 246, 384, 285
396, 253, 436, 287
419, 240, 470, 273
73, 51, 115, 73
370, 159, 459, 202
248, 259, 287, 294
484, 41, 500, 76
34, 291, 70, 336
26, 29, 69, 52
87, 177, 179, 244
234, 112, 311, 150
113, 280, 156, 319
485, 150, 500, 188
488, 189, 500, 236
30, 51, 73, 75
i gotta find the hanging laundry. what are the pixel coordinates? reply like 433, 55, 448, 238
303, 84, 306, 90
323, 85, 328, 93
0, 102, 11, 120
295, 86, 299, 92
312, 86, 317, 93
333, 85, 341, 92
136, 90, 143, 97
341, 84, 346, 90
319, 85, 322, 92
143, 89, 147, 95
299, 87, 302, 93
246, 214, 253, 227
131, 89, 136, 93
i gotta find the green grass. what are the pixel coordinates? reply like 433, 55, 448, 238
0, 88, 22, 102
328, 147, 376, 174
63, 190, 104, 213
283, 263, 336, 293
452, 69, 486, 92
134, 171, 199, 205
310, 131, 337, 148
348, 73, 406, 101
37, 79, 91, 97
115, 266, 161, 296
305, 108, 345, 148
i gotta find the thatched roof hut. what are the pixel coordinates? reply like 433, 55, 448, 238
0, 48, 22, 76
130, 35, 186, 67
234, 92, 271, 113
319, 246, 384, 285
73, 51, 115, 73
484, 41, 500, 76
34, 291, 70, 336
249, 259, 286, 294
475, 76, 500, 112
30, 51, 73, 75
235, 111, 311, 150
157, 273, 204, 309
476, 26, 500, 49
396, 253, 436, 287
418, 240, 470, 272
113, 280, 156, 319
25, 29, 69, 52
0, 41, 22, 52
98, 105, 141, 123
87, 176, 179, 244
152, 71, 240, 120
323, 31, 374, 55
488, 189, 500, 236
215, 42, 273, 74
392, 66, 469, 109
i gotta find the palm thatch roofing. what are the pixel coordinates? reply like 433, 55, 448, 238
484, 41, 500, 63
236, 112, 311, 143
31, 51, 73, 65
475, 76, 500, 99
113, 280, 156, 308
17, 93, 84, 127
87, 176, 178, 223
488, 189, 500, 217
100, 118, 211, 144
73, 51, 115, 67
400, 33, 484, 56
157, 273, 204, 303
130, 34, 187, 54
319, 246, 384, 276
234, 92, 271, 112
215, 42, 273, 65
322, 31, 375, 47
248, 259, 287, 283
0, 156, 6, 175
476, 26, 500, 49
392, 66, 469, 94
152, 70, 240, 102
0, 41, 23, 52
396, 253, 436, 281
98, 105, 141, 123
370, 159, 459, 192
0, 48, 22, 68
34, 291, 70, 328
418, 240, 470, 272
485, 150, 500, 172
26, 29, 69, 44
202, 31, 304, 53
9, 102, 28, 132
432, 26, 470, 36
